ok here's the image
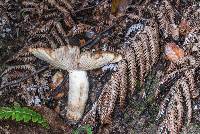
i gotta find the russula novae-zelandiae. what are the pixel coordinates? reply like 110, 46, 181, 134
29, 45, 122, 122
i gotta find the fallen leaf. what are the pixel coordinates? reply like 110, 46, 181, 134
165, 43, 185, 62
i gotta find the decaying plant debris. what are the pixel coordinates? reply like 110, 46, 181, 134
0, 0, 200, 133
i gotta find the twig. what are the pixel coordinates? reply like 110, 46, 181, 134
80, 23, 116, 50
0, 66, 49, 90
80, 14, 127, 50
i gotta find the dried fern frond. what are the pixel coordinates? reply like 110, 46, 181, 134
157, 81, 182, 133
67, 23, 93, 37
81, 102, 97, 126
174, 82, 184, 131
166, 99, 178, 133
157, 66, 199, 133
97, 70, 120, 124
157, 39, 199, 133
117, 60, 128, 109
26, 20, 70, 49
131, 36, 146, 85
127, 24, 160, 85
123, 49, 137, 94
29, 20, 54, 36
1, 65, 36, 78
155, 0, 178, 39
162, 0, 176, 24
81, 60, 128, 125
6, 51, 37, 65
184, 69, 199, 98
0, 0, 20, 39
21, 0, 45, 16
178, 78, 192, 125
47, 0, 73, 14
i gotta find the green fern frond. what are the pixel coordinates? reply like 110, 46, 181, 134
0, 106, 49, 129
72, 125, 92, 134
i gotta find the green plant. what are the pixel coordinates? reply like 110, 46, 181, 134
0, 105, 49, 128
72, 125, 92, 134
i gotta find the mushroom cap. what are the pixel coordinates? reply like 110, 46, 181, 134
79, 51, 122, 70
29, 45, 122, 71
29, 46, 79, 70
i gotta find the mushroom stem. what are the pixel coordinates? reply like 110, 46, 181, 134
67, 70, 89, 121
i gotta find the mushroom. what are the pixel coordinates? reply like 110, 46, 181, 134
29, 45, 122, 122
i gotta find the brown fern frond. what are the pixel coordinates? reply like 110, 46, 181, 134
157, 89, 172, 120
157, 66, 197, 133
95, 21, 161, 123
1, 65, 36, 77
51, 28, 66, 46
184, 69, 199, 98
140, 33, 152, 72
81, 102, 97, 126
42, 10, 61, 20
167, 100, 178, 134
21, 0, 43, 15
67, 23, 93, 37
157, 119, 168, 134
0, 64, 39, 89
127, 24, 160, 85
47, 0, 72, 14
174, 82, 184, 131
97, 71, 120, 124
124, 49, 137, 94
117, 60, 128, 109
158, 85, 181, 133
145, 25, 160, 65
5, 51, 36, 65
54, 21, 69, 41
162, 0, 175, 24
29, 20, 54, 36
131, 36, 146, 85
179, 78, 192, 125
156, 0, 177, 39
30, 34, 58, 49
158, 67, 186, 86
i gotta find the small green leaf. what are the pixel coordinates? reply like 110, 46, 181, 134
23, 114, 32, 122
72, 125, 93, 134
4, 111, 12, 119
22, 107, 32, 113
11, 112, 16, 120
37, 116, 44, 124
0, 112, 6, 119
42, 122, 49, 129
32, 115, 39, 123
86, 126, 92, 134
15, 112, 24, 121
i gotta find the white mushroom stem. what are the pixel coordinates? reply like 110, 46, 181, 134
67, 70, 89, 121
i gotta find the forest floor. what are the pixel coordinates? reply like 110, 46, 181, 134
1, 0, 200, 134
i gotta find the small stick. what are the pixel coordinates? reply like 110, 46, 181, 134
0, 66, 49, 90
80, 23, 116, 50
